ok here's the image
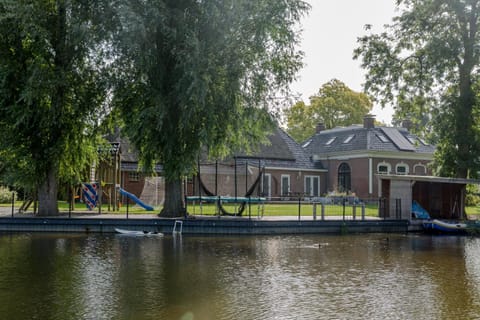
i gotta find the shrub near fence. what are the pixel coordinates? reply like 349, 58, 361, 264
0, 187, 16, 204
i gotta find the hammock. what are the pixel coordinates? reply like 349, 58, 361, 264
197, 167, 263, 216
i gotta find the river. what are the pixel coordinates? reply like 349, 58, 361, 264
0, 232, 478, 320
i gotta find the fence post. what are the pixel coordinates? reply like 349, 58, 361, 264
361, 203, 365, 220
126, 197, 129, 219
342, 197, 346, 220
248, 196, 251, 220
313, 203, 317, 220
321, 203, 325, 220
353, 204, 356, 220
396, 198, 402, 219
298, 195, 301, 221
11, 192, 15, 217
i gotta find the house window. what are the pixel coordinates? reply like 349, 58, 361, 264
305, 176, 320, 197
377, 162, 391, 174
414, 164, 427, 175
338, 163, 351, 193
343, 134, 355, 144
396, 163, 409, 175
407, 136, 417, 145
281, 174, 290, 196
302, 139, 312, 148
325, 137, 336, 145
128, 171, 140, 182
377, 134, 389, 143
262, 173, 272, 199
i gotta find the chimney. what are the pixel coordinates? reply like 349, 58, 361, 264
402, 119, 412, 131
363, 114, 375, 129
316, 122, 325, 133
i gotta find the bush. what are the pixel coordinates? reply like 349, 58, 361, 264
466, 184, 480, 207
0, 186, 16, 204
466, 193, 480, 207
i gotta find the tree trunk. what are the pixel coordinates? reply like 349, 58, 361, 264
455, 62, 475, 178
159, 177, 185, 218
37, 167, 59, 216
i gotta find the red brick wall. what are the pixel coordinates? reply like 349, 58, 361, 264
323, 157, 432, 199
120, 171, 145, 203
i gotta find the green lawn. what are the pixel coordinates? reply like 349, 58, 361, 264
5, 200, 479, 219
465, 206, 480, 216
187, 202, 380, 217
0, 201, 157, 215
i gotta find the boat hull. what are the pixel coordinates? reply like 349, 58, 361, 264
114, 228, 164, 236
423, 219, 467, 234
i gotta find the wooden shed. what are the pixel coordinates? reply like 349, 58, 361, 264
378, 174, 479, 220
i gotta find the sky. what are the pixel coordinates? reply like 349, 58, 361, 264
291, 0, 398, 124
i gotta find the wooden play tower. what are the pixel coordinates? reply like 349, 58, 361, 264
95, 142, 121, 211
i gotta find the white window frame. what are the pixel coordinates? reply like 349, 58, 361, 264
343, 134, 355, 144
304, 175, 320, 197
325, 137, 336, 145
396, 163, 409, 175
281, 174, 291, 196
413, 164, 427, 175
377, 162, 391, 174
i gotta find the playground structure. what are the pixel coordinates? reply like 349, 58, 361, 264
118, 187, 153, 211
86, 142, 155, 212
93, 142, 122, 211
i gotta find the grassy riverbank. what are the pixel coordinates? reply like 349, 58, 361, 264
2, 201, 479, 219
0, 201, 380, 217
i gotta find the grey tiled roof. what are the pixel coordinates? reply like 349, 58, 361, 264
237, 128, 324, 170
304, 125, 435, 156
109, 127, 322, 172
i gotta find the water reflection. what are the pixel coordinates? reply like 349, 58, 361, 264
0, 233, 479, 319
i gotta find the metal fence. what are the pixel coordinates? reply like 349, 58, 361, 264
186, 196, 404, 220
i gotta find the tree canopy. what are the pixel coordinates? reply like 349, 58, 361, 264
354, 0, 480, 178
285, 79, 372, 142
0, 0, 115, 215
112, 0, 310, 217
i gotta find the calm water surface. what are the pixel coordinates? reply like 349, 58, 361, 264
0, 232, 479, 320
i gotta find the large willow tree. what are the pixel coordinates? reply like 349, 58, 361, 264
354, 0, 480, 178
0, 1, 115, 215
113, 0, 309, 217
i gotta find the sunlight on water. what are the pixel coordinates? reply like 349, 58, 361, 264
0, 233, 479, 319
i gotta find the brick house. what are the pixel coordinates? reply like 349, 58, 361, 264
104, 127, 326, 206
235, 128, 327, 200
194, 128, 327, 200
303, 115, 436, 199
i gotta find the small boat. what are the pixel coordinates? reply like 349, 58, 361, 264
114, 228, 164, 236
423, 219, 468, 234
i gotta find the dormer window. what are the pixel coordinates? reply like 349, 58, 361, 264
407, 136, 417, 145
343, 134, 355, 143
325, 137, 336, 145
377, 134, 389, 143
302, 139, 312, 148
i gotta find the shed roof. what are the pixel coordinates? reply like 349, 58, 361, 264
377, 174, 480, 185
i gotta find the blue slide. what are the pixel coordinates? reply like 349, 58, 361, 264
118, 187, 154, 211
